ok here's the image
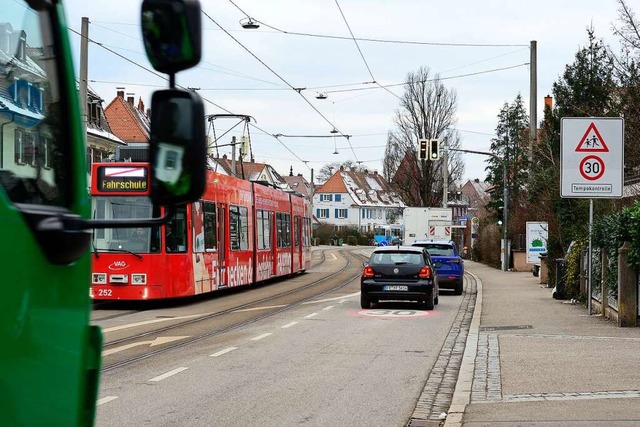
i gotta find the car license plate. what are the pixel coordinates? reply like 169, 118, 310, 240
384, 285, 408, 291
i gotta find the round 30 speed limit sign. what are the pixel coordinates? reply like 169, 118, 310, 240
579, 155, 605, 181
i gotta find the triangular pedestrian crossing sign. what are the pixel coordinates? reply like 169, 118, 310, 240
575, 122, 609, 152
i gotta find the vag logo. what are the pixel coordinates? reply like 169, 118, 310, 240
108, 261, 129, 270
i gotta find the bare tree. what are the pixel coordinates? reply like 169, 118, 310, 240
384, 67, 463, 207
316, 160, 364, 183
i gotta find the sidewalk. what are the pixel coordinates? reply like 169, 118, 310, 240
445, 261, 640, 427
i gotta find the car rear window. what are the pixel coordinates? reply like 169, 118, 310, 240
416, 244, 455, 256
370, 252, 423, 265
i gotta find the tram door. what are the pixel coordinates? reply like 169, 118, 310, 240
217, 204, 227, 287
270, 211, 278, 276
294, 215, 302, 272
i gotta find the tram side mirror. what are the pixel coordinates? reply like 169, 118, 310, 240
141, 0, 201, 74
149, 89, 206, 206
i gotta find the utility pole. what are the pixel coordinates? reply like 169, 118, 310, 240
529, 40, 537, 163
79, 17, 89, 143
231, 136, 236, 177
442, 139, 448, 208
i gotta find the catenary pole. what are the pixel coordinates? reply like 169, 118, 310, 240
529, 40, 537, 163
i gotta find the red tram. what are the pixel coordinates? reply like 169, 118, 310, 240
90, 162, 311, 300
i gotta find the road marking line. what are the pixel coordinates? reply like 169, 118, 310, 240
303, 292, 360, 305
210, 347, 237, 357
282, 321, 298, 329
323, 305, 335, 311
97, 396, 118, 406
149, 367, 189, 382
102, 336, 189, 356
330, 253, 337, 260
305, 312, 319, 319
102, 314, 202, 333
251, 333, 273, 341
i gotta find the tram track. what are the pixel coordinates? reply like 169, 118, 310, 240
101, 248, 368, 372
91, 248, 330, 323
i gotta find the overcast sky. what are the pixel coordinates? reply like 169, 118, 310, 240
63, 0, 624, 185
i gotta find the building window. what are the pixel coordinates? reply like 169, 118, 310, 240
335, 194, 342, 202
320, 194, 332, 202
335, 209, 348, 219
14, 128, 34, 165
316, 208, 329, 219
36, 134, 52, 168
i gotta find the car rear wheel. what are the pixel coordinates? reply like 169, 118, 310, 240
360, 292, 371, 309
420, 291, 434, 310
454, 280, 463, 295
434, 292, 439, 305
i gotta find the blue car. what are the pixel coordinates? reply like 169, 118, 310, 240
411, 240, 464, 295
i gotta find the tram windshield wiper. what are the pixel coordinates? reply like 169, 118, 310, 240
100, 248, 143, 259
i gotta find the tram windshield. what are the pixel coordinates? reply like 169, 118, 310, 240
91, 196, 161, 253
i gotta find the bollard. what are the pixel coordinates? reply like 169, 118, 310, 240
617, 242, 637, 327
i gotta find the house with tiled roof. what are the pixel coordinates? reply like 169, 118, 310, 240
104, 88, 150, 161
0, 24, 48, 178
313, 166, 404, 231
283, 167, 312, 200
85, 89, 124, 169
208, 155, 289, 189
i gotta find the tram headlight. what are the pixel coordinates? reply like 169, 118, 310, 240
131, 274, 147, 285
92, 273, 107, 285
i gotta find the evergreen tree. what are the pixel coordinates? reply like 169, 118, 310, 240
485, 93, 529, 228
529, 28, 618, 258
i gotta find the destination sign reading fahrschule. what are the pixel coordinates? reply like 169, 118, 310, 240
97, 166, 149, 192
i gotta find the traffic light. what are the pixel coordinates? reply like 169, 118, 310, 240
418, 139, 427, 160
429, 139, 440, 160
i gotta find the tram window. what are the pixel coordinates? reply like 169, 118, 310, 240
294, 215, 300, 247
230, 205, 249, 251
166, 207, 187, 252
203, 202, 216, 250
257, 209, 271, 250
276, 212, 291, 248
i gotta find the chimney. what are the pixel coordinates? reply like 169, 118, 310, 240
373, 170, 378, 175
146, 108, 151, 118
116, 87, 125, 99
289, 166, 293, 176
126, 93, 134, 106
340, 165, 344, 171
137, 97, 144, 112
474, 178, 480, 183
544, 94, 553, 110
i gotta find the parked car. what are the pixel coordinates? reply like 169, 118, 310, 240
360, 246, 439, 310
411, 240, 464, 295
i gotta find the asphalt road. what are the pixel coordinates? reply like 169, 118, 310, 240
93, 247, 467, 426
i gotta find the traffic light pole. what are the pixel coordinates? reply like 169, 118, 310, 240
449, 148, 509, 272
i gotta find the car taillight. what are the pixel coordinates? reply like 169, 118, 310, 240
363, 266, 375, 278
418, 266, 431, 279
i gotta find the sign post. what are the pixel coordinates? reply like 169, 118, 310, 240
561, 117, 624, 314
